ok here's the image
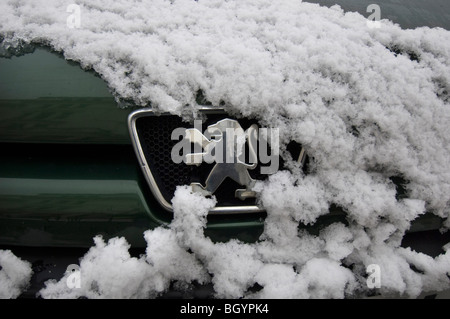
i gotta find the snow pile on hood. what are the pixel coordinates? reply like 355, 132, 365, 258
1, 0, 449, 298
0, 250, 33, 299
39, 231, 209, 299
40, 186, 450, 299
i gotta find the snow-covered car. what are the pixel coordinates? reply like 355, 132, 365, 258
0, 0, 449, 299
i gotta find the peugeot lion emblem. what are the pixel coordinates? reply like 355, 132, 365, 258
181, 119, 258, 200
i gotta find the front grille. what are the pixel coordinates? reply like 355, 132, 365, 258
130, 109, 280, 213
136, 115, 192, 204
129, 108, 307, 214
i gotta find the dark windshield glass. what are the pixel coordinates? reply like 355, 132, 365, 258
305, 0, 450, 30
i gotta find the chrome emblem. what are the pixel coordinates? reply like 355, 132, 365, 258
182, 119, 258, 200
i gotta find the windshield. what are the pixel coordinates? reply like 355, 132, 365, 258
305, 0, 450, 29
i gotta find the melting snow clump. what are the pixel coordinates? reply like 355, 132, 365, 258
0, 250, 33, 299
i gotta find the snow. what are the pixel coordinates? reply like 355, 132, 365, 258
0, 250, 33, 299
38, 185, 449, 299
0, 0, 449, 298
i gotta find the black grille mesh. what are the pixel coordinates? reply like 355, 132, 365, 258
136, 115, 192, 203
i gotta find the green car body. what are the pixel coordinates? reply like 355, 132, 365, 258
0, 41, 446, 247
0, 47, 267, 248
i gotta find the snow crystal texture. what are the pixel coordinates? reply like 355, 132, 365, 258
0, 250, 33, 299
